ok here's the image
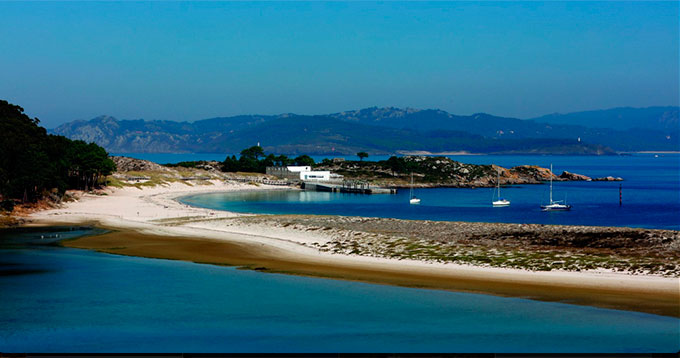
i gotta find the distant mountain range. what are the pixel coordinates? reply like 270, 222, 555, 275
50, 106, 679, 155
532, 106, 678, 131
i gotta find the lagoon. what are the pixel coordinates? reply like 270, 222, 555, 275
1, 227, 678, 352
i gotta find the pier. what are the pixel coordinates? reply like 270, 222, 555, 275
302, 180, 396, 194
232, 177, 293, 186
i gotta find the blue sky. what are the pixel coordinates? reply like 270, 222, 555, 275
0, 1, 677, 128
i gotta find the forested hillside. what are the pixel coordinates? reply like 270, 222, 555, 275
0, 100, 115, 208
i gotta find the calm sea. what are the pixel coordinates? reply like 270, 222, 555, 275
179, 154, 680, 230
1, 227, 678, 352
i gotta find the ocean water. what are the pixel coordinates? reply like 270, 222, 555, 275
1, 227, 678, 352
180, 154, 680, 230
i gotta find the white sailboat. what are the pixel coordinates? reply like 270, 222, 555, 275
492, 170, 510, 207
541, 164, 571, 211
409, 172, 421, 204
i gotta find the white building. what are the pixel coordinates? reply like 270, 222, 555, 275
299, 170, 331, 181
265, 166, 342, 181
286, 166, 312, 173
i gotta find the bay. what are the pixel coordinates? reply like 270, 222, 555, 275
180, 154, 680, 230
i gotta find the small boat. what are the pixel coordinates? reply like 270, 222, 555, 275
409, 172, 421, 204
541, 164, 571, 211
492, 169, 510, 207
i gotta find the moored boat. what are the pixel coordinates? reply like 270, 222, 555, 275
409, 172, 421, 204
492, 169, 510, 207
541, 164, 571, 211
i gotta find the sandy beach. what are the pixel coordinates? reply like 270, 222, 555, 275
25, 180, 680, 317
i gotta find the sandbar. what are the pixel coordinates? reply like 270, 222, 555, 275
23, 180, 680, 318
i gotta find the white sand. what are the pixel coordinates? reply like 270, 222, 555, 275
28, 181, 680, 297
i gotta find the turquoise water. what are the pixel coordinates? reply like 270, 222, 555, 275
180, 154, 680, 230
1, 227, 678, 352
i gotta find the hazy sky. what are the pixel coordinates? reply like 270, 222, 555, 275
1, 1, 678, 128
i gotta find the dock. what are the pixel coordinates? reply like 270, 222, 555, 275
232, 177, 293, 186
302, 180, 396, 194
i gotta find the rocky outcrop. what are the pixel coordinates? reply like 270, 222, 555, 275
194, 161, 222, 172
111, 156, 170, 172
314, 156, 624, 188
315, 156, 626, 188
507, 165, 556, 182
593, 176, 624, 181
559, 171, 591, 181
164, 160, 223, 172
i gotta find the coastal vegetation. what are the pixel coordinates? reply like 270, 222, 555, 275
218, 146, 316, 173
107, 156, 224, 189
315, 155, 578, 187
105, 156, 281, 190
159, 147, 616, 188
219, 215, 680, 276
0, 100, 115, 208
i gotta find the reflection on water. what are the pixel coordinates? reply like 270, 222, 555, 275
226, 189, 335, 203
0, 226, 107, 248
299, 191, 333, 202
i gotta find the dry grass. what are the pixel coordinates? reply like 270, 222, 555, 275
230, 215, 680, 276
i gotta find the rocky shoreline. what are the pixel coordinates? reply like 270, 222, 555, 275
106, 155, 623, 190
315, 156, 623, 188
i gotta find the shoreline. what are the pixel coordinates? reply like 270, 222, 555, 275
20, 180, 680, 318
630, 151, 680, 154
60, 227, 680, 318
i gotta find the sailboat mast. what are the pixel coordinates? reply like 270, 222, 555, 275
549, 163, 553, 203
497, 170, 501, 198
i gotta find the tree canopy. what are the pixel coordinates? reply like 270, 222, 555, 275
0, 100, 116, 205
240, 145, 265, 160
221, 148, 316, 173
